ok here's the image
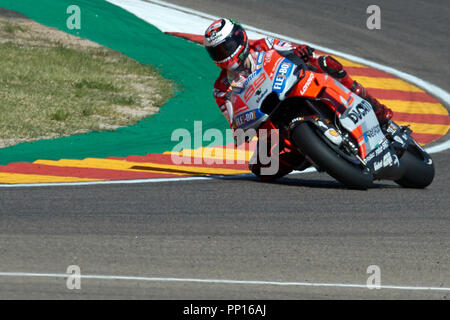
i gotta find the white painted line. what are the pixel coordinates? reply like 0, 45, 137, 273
0, 271, 449, 292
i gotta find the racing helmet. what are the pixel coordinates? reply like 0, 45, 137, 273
204, 18, 249, 72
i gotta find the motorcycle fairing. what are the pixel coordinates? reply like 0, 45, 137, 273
231, 50, 307, 132
231, 51, 278, 131
230, 49, 401, 175
291, 72, 385, 159
339, 95, 385, 158
290, 70, 401, 174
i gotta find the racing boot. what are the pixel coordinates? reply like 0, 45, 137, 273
316, 56, 393, 126
250, 149, 307, 182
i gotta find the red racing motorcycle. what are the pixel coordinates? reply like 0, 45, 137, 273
230, 49, 435, 189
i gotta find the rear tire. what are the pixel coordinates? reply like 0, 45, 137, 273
395, 144, 434, 188
291, 122, 373, 189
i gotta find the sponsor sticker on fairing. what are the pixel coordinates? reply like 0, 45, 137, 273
235, 110, 256, 127
256, 52, 264, 65
264, 50, 274, 66
300, 73, 315, 95
361, 123, 385, 154
340, 95, 386, 157
364, 125, 381, 139
265, 37, 274, 48
273, 61, 293, 94
256, 88, 269, 103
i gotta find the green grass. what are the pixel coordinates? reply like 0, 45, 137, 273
0, 18, 173, 146
50, 109, 70, 121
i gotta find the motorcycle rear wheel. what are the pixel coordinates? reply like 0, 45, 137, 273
291, 122, 373, 189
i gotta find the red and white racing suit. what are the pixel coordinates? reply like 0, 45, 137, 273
213, 37, 393, 179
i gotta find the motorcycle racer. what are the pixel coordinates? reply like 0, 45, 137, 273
204, 18, 394, 180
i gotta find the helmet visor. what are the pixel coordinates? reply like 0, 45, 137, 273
206, 26, 245, 63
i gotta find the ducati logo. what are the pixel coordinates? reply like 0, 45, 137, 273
348, 100, 372, 124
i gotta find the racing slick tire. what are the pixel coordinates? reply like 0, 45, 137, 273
291, 122, 373, 189
394, 143, 435, 188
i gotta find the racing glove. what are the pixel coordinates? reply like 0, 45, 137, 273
294, 45, 315, 62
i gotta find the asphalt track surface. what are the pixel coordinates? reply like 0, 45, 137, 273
0, 0, 449, 299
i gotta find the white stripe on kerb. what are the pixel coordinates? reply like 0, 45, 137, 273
0, 168, 319, 188
0, 176, 214, 188
425, 139, 450, 154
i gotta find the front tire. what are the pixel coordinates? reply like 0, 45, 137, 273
291, 122, 373, 189
395, 143, 434, 188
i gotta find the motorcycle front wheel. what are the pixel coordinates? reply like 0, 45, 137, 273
291, 122, 373, 189
395, 142, 435, 188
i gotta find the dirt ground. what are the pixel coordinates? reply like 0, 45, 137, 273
0, 8, 102, 49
